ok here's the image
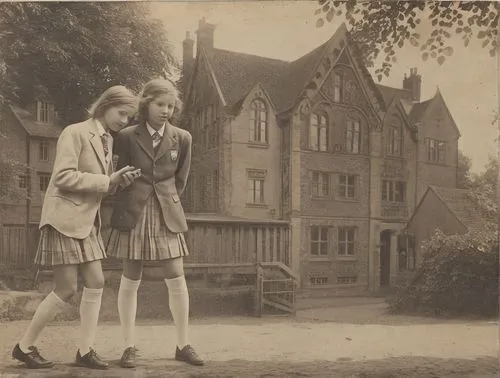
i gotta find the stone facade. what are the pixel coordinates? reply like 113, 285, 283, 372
181, 19, 460, 295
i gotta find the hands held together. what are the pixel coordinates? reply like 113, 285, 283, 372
109, 165, 142, 192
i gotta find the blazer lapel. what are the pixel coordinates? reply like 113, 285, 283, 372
155, 123, 177, 161
135, 123, 154, 160
88, 120, 107, 173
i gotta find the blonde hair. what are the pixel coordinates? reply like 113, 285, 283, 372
88, 85, 138, 118
137, 78, 182, 125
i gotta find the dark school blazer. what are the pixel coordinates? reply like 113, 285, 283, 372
110, 122, 192, 233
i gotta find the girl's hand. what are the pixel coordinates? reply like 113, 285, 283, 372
109, 165, 136, 187
120, 168, 142, 188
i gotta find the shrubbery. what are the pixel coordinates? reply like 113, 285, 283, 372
388, 228, 499, 317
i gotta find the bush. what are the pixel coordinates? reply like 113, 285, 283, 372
388, 229, 499, 317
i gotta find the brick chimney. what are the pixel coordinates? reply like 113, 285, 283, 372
403, 67, 422, 103
196, 17, 216, 55
182, 31, 194, 97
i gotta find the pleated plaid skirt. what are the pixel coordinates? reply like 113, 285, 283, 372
105, 194, 189, 261
34, 225, 107, 267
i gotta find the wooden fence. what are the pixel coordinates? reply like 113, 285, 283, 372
0, 224, 40, 269
0, 215, 290, 269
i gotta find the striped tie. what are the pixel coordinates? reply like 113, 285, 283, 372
101, 133, 110, 156
152, 131, 162, 154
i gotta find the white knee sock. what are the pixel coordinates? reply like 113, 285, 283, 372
165, 276, 189, 349
117, 275, 141, 348
19, 291, 66, 353
78, 287, 103, 355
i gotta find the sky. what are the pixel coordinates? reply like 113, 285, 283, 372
149, 1, 497, 173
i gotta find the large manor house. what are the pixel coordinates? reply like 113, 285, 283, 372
0, 19, 460, 295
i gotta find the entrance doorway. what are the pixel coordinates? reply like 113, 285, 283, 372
380, 230, 391, 286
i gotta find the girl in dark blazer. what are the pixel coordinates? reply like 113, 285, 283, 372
12, 86, 138, 370
107, 79, 203, 367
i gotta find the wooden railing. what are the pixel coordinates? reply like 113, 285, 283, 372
0, 224, 40, 269
0, 214, 291, 269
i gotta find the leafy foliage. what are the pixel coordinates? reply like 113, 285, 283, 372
467, 156, 499, 220
456, 150, 472, 189
0, 3, 177, 124
389, 229, 499, 317
315, 1, 499, 80
0, 132, 29, 203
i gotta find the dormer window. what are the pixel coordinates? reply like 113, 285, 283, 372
386, 124, 402, 156
346, 118, 361, 154
36, 101, 54, 123
333, 72, 342, 102
309, 113, 328, 151
249, 99, 267, 143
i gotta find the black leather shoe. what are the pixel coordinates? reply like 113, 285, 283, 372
75, 348, 109, 370
175, 345, 204, 366
119, 346, 137, 368
12, 343, 54, 369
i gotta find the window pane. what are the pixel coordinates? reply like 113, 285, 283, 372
320, 227, 328, 241
338, 229, 346, 242
311, 226, 318, 241
249, 120, 255, 141
347, 186, 355, 198
260, 121, 266, 142
319, 127, 327, 151
320, 242, 328, 256
321, 174, 329, 195
347, 229, 355, 241
320, 115, 327, 126
247, 180, 254, 202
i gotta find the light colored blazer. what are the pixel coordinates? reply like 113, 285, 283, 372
110, 122, 191, 233
39, 119, 112, 239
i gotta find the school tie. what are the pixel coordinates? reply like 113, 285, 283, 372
101, 133, 110, 157
152, 131, 162, 144
152, 131, 162, 153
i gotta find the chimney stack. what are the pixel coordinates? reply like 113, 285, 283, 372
182, 31, 194, 98
403, 67, 422, 103
195, 17, 216, 55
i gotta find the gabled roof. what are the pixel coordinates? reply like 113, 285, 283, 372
429, 186, 487, 233
9, 105, 62, 139
206, 24, 346, 114
273, 37, 331, 112
376, 84, 412, 108
408, 98, 432, 124
211, 48, 288, 109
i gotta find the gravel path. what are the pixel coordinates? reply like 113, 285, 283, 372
0, 314, 497, 377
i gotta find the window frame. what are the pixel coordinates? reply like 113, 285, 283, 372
249, 99, 268, 144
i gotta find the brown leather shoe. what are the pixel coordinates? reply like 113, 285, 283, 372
12, 344, 54, 369
119, 346, 137, 368
75, 348, 108, 370
175, 345, 204, 366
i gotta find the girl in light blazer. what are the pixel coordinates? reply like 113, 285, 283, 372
107, 79, 203, 367
12, 86, 138, 370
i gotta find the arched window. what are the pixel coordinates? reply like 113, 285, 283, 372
249, 99, 267, 143
309, 113, 328, 151
386, 119, 403, 156
346, 117, 361, 154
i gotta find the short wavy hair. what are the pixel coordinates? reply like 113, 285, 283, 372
88, 85, 138, 119
137, 78, 183, 125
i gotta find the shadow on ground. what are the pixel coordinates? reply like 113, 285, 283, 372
1, 356, 498, 377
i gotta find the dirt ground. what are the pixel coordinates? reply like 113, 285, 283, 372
0, 299, 498, 377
